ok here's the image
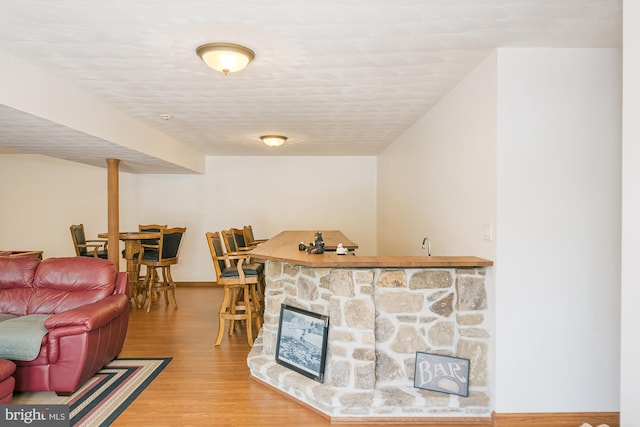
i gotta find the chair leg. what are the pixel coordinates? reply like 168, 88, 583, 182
146, 267, 158, 313
139, 267, 151, 311
131, 259, 143, 308
228, 287, 242, 336
159, 267, 168, 305
244, 285, 254, 347
131, 267, 145, 310
162, 265, 178, 308
216, 286, 232, 346
216, 284, 259, 347
250, 284, 262, 331
257, 277, 265, 314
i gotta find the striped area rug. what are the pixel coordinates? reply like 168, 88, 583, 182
12, 357, 172, 426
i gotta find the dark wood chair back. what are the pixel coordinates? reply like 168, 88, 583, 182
69, 224, 108, 258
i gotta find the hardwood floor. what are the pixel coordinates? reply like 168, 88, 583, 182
116, 286, 485, 427
115, 286, 320, 426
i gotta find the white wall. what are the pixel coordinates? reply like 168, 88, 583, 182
1, 154, 376, 282
123, 155, 377, 281
0, 154, 108, 256
620, 1, 640, 424
496, 49, 621, 412
377, 52, 497, 260
377, 47, 621, 414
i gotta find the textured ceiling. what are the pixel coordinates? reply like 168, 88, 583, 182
0, 0, 622, 173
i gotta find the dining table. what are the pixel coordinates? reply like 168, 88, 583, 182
98, 231, 160, 309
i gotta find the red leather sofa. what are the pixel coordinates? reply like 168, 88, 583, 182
0, 256, 129, 395
0, 359, 16, 403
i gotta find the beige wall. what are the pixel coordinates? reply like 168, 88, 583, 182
0, 154, 376, 282
621, 0, 640, 424
377, 48, 621, 414
377, 52, 497, 260
0, 154, 108, 256
496, 48, 621, 412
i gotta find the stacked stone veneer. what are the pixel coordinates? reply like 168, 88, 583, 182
247, 260, 491, 419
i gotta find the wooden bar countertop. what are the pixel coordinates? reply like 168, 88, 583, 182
249, 230, 493, 268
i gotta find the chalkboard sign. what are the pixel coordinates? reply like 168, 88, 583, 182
413, 352, 470, 397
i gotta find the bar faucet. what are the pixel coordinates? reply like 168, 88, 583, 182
421, 237, 431, 256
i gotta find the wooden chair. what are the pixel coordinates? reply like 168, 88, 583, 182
228, 227, 255, 251
243, 225, 268, 247
222, 229, 251, 253
222, 229, 265, 310
206, 231, 263, 346
139, 224, 167, 248
140, 226, 186, 312
136, 224, 167, 280
70, 224, 108, 259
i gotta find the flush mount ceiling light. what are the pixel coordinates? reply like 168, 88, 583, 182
260, 135, 287, 147
196, 42, 255, 75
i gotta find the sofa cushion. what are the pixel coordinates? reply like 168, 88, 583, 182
0, 257, 39, 316
28, 257, 117, 314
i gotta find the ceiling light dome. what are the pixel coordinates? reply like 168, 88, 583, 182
196, 42, 255, 75
260, 135, 287, 147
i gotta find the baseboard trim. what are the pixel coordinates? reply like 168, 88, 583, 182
492, 411, 619, 427
331, 416, 493, 425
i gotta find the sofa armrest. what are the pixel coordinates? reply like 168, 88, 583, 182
44, 294, 128, 364
114, 271, 129, 297
45, 294, 128, 331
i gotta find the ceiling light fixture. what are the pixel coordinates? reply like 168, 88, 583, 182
196, 42, 255, 75
260, 135, 287, 147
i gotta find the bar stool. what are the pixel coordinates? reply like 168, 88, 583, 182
222, 229, 264, 313
243, 225, 268, 247
206, 231, 263, 346
140, 226, 186, 312
137, 224, 167, 284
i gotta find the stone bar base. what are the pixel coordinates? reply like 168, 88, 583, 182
247, 261, 491, 419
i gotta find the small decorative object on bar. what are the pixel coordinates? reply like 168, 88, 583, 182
275, 304, 329, 382
413, 352, 470, 397
335, 243, 348, 255
308, 230, 325, 254
297, 231, 325, 254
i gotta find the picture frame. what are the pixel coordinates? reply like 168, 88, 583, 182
413, 352, 470, 397
275, 304, 330, 383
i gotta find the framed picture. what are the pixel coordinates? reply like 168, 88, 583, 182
413, 352, 470, 397
275, 304, 330, 383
